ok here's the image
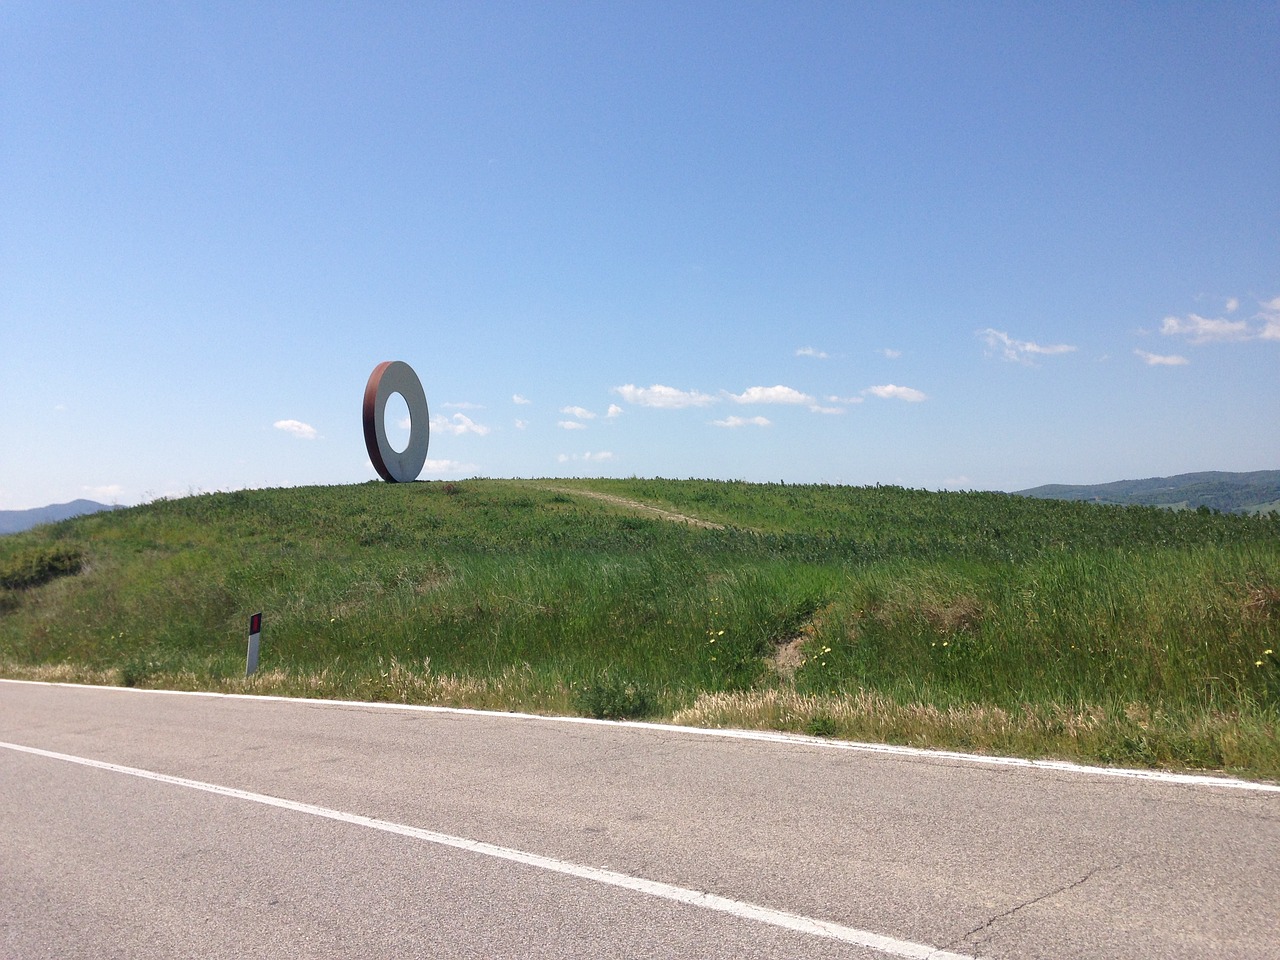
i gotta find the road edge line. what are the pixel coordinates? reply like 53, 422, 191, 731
2, 677, 1277, 793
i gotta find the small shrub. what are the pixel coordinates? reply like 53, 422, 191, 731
0, 547, 83, 590
805, 714, 838, 737
574, 674, 657, 720
120, 654, 163, 688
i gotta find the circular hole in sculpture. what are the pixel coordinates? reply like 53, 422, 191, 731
384, 392, 412, 454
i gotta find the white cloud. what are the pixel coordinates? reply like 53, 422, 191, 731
880, 348, 902, 359
1135, 349, 1189, 366
979, 329, 1077, 364
514, 419, 528, 430
613, 384, 717, 408
606, 404, 623, 418
274, 419, 318, 440
512, 394, 531, 405
560, 405, 597, 419
826, 395, 865, 405
557, 420, 588, 430
711, 415, 771, 428
796, 347, 828, 359
421, 458, 478, 474
1159, 297, 1280, 344
863, 384, 928, 402
431, 413, 491, 436
1258, 297, 1280, 341
727, 385, 815, 405
83, 484, 124, 500
1160, 313, 1250, 343
558, 451, 615, 462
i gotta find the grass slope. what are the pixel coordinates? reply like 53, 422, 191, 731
2, 479, 1278, 779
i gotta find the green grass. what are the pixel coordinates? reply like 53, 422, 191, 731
0, 545, 83, 590
2, 478, 1278, 779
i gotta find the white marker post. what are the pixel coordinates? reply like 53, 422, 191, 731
246, 612, 262, 676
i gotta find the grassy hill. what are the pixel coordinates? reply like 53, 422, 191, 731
2, 478, 1278, 779
1017, 470, 1280, 515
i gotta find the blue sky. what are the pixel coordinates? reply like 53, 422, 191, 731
3, 2, 1277, 510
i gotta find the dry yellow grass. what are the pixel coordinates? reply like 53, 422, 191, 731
115, 660, 577, 715
668, 687, 1271, 775
0, 661, 120, 686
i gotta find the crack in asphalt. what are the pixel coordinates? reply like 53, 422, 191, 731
946, 862, 1120, 958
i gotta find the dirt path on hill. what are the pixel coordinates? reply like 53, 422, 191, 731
536, 485, 727, 530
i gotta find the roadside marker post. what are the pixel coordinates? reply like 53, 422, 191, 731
246, 613, 262, 676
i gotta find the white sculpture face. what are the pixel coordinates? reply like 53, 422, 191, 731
362, 361, 430, 483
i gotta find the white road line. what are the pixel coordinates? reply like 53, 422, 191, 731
0, 739, 968, 960
3, 678, 1278, 793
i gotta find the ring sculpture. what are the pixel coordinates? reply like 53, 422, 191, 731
363, 360, 429, 483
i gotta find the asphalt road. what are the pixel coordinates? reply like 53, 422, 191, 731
1, 680, 1277, 959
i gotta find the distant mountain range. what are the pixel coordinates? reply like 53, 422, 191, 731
0, 499, 122, 535
1016, 470, 1280, 515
